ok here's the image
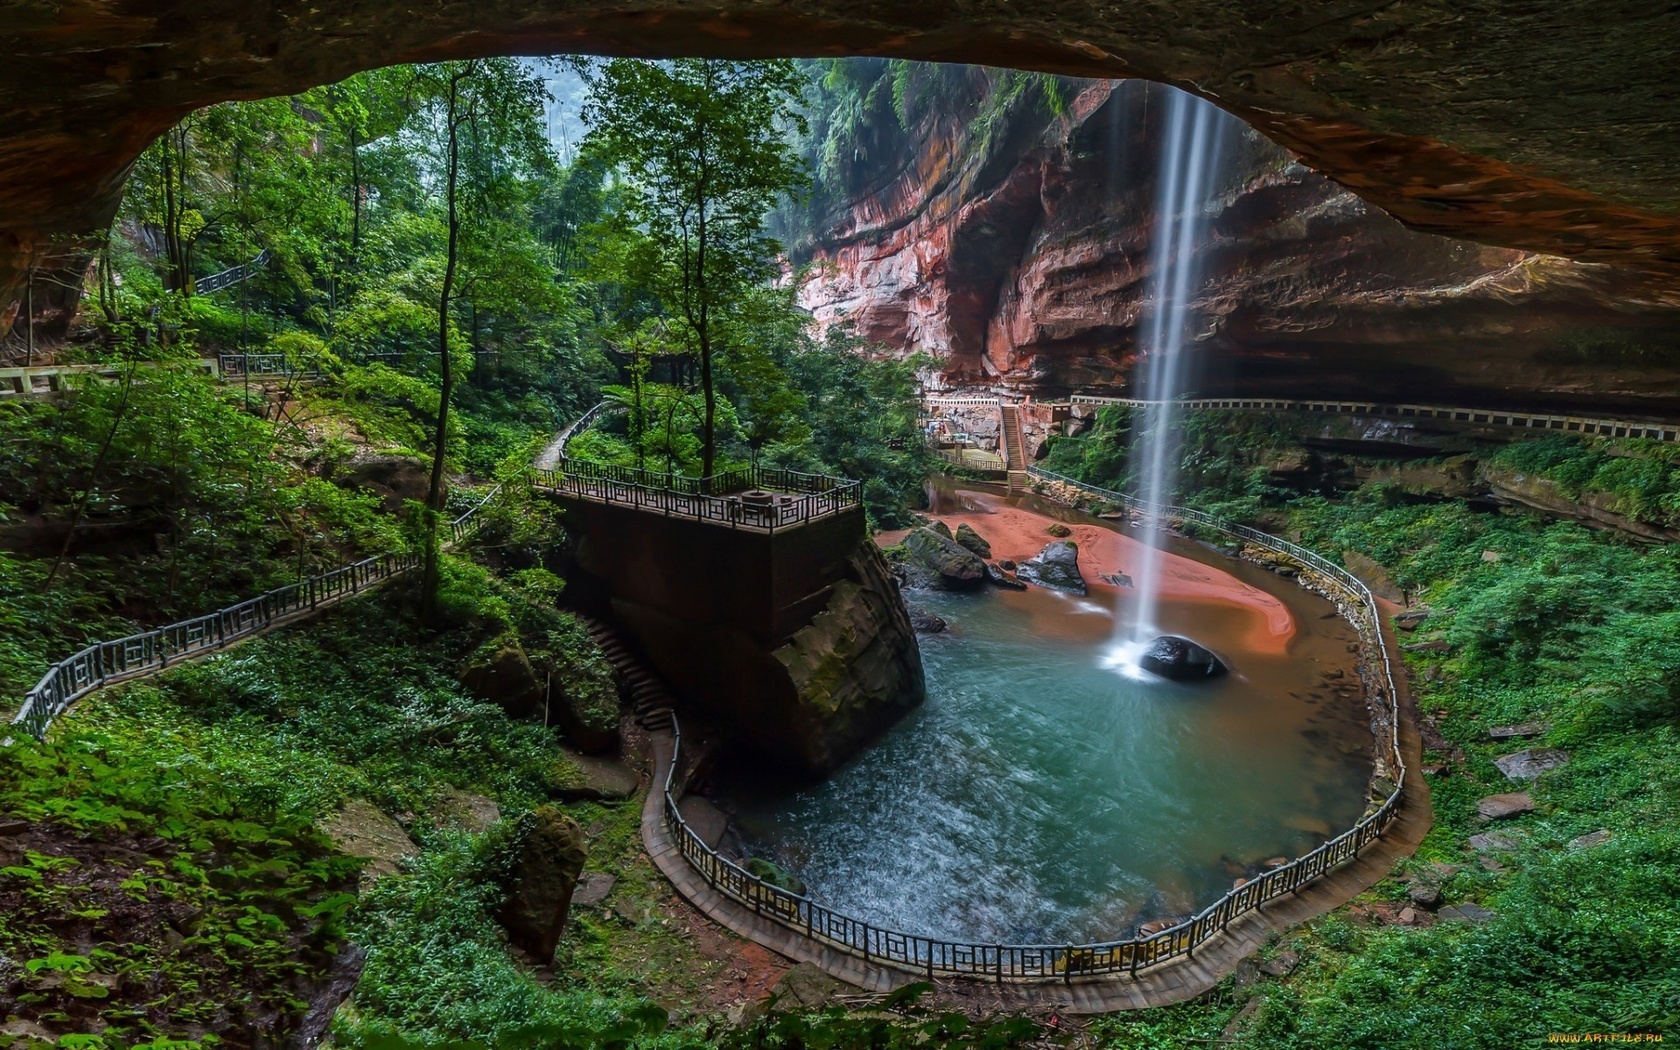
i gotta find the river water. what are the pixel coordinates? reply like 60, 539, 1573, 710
715, 483, 1372, 945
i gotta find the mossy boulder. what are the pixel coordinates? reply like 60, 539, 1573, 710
1046, 522, 1073, 538
955, 522, 992, 558
930, 519, 954, 539
746, 857, 807, 897
499, 806, 588, 961
771, 540, 927, 775
458, 640, 544, 719
535, 615, 621, 755
903, 526, 986, 590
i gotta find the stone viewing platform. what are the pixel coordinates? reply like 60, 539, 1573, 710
532, 401, 861, 534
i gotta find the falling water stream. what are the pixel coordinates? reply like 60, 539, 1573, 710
715, 485, 1372, 945
710, 87, 1360, 949
1120, 88, 1233, 651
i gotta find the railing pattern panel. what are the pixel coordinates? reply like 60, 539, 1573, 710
658, 465, 1408, 983
1064, 394, 1680, 442
193, 250, 271, 295
537, 404, 862, 533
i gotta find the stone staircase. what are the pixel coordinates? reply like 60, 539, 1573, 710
1001, 403, 1030, 492
580, 617, 675, 734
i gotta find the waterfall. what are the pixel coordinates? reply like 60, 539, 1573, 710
1115, 88, 1231, 654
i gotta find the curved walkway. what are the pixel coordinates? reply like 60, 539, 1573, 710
638, 604, 1429, 1012
923, 393, 1680, 442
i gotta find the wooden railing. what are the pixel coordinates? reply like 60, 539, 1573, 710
10, 483, 502, 741
534, 402, 862, 532
658, 465, 1406, 983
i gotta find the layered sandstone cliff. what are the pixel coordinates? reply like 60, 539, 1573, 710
795, 76, 1680, 414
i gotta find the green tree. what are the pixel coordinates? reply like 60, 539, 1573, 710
581, 58, 808, 479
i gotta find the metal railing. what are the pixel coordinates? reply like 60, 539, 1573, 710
1065, 394, 1680, 442
10, 481, 503, 741
535, 402, 862, 532
923, 392, 1680, 443
658, 465, 1406, 983
217, 353, 319, 380
193, 250, 271, 295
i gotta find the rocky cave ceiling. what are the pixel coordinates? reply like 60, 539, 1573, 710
0, 0, 1676, 312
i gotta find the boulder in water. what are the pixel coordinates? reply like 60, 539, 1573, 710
955, 522, 992, 559
903, 527, 987, 589
906, 603, 948, 633
1017, 540, 1087, 595
985, 561, 1028, 590
1138, 635, 1227, 680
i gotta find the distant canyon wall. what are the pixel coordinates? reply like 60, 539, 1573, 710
794, 79, 1680, 414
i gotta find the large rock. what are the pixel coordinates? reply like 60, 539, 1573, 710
458, 641, 543, 720
500, 806, 588, 961
986, 561, 1027, 589
770, 542, 928, 775
903, 526, 987, 590
1016, 540, 1086, 595
333, 454, 431, 515
954, 523, 992, 559
435, 787, 501, 834
319, 800, 418, 882
1476, 792, 1535, 820
905, 603, 948, 633
1493, 748, 1570, 781
1138, 635, 1228, 681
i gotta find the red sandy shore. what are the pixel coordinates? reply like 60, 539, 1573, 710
880, 490, 1297, 655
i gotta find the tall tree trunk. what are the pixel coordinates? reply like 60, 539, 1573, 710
421, 67, 467, 625
44, 360, 139, 591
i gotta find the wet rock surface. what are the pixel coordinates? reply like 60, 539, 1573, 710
1016, 540, 1086, 595
1138, 635, 1229, 681
906, 603, 949, 633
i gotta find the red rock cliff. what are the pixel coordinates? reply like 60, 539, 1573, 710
795, 76, 1680, 414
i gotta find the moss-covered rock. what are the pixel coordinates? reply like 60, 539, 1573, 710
457, 640, 543, 719
772, 540, 927, 776
903, 526, 986, 589
537, 614, 621, 755
955, 522, 992, 558
499, 806, 588, 961
745, 856, 807, 896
